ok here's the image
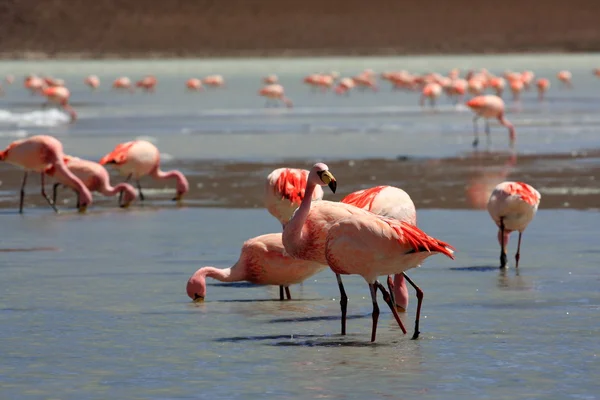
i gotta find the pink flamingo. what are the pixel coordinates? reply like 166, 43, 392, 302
341, 186, 422, 315
594, 68, 600, 78
488, 182, 540, 269
99, 140, 189, 202
489, 77, 506, 97
42, 86, 77, 122
24, 75, 46, 95
258, 84, 293, 108
466, 95, 516, 149
203, 75, 225, 87
48, 155, 137, 209
136, 76, 157, 92
420, 82, 442, 108
186, 233, 327, 302
5, 75, 14, 84
536, 78, 550, 101
112, 77, 134, 92
263, 74, 278, 84
0, 135, 92, 213
557, 70, 572, 88
509, 79, 523, 102
282, 163, 455, 341
334, 78, 355, 95
264, 168, 324, 226
84, 75, 100, 90
186, 78, 203, 91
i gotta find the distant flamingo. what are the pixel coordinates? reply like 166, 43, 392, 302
557, 70, 572, 88
5, 75, 14, 84
186, 233, 327, 302
334, 78, 355, 95
467, 79, 485, 96
42, 86, 77, 122
341, 185, 420, 314
136, 76, 157, 92
112, 77, 134, 92
509, 79, 523, 102
263, 74, 278, 84
48, 155, 137, 208
466, 95, 516, 149
594, 68, 600, 78
203, 75, 225, 87
84, 75, 100, 90
99, 140, 189, 202
186, 78, 203, 91
521, 71, 535, 89
536, 78, 550, 101
420, 82, 442, 108
264, 168, 324, 226
487, 182, 541, 268
0, 135, 92, 213
258, 84, 293, 108
489, 77, 506, 97
24, 75, 45, 95
282, 163, 455, 341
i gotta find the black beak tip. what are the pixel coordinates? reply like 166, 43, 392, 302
328, 181, 337, 193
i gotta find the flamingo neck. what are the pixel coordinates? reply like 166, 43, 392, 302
150, 167, 189, 194
283, 181, 315, 254
499, 115, 516, 144
53, 161, 93, 207
200, 264, 245, 283
393, 274, 409, 311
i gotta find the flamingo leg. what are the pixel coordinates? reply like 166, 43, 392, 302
75, 190, 80, 209
40, 174, 59, 213
285, 286, 291, 300
336, 273, 348, 336
279, 285, 284, 301
402, 273, 424, 340
136, 180, 145, 202
472, 116, 480, 148
515, 232, 523, 268
52, 183, 60, 205
500, 217, 508, 268
369, 283, 380, 342
485, 120, 491, 147
19, 172, 28, 213
386, 275, 395, 307
119, 174, 132, 205
375, 281, 407, 335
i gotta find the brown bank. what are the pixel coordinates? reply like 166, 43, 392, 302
1, 0, 600, 59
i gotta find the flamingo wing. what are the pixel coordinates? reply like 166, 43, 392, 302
99, 141, 136, 165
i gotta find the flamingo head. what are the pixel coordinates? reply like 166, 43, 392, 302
186, 269, 206, 302
173, 172, 190, 202
119, 184, 137, 208
310, 163, 337, 193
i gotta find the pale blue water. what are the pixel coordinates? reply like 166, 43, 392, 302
1, 54, 600, 399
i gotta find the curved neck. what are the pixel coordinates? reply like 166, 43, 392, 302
283, 179, 316, 251
200, 264, 245, 283
53, 161, 91, 203
98, 182, 126, 197
150, 167, 188, 190
499, 115, 516, 143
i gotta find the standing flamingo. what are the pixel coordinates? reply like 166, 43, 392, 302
536, 78, 550, 101
420, 82, 442, 108
136, 76, 157, 92
487, 182, 540, 269
99, 140, 189, 202
48, 156, 137, 208
0, 135, 92, 213
334, 78, 355, 95
186, 233, 327, 302
258, 84, 293, 108
466, 95, 516, 149
263, 74, 278, 84
186, 78, 203, 91
282, 163, 455, 341
112, 77, 134, 92
557, 70, 572, 88
84, 75, 100, 90
264, 168, 324, 226
203, 75, 225, 87
42, 86, 77, 122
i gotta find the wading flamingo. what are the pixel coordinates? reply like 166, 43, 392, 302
112, 77, 134, 92
341, 185, 419, 315
258, 84, 293, 108
0, 135, 92, 213
203, 75, 224, 87
48, 156, 137, 209
509, 79, 523, 102
186, 78, 203, 91
263, 74, 278, 84
136, 76, 157, 92
42, 86, 77, 122
264, 168, 324, 226
420, 82, 442, 108
282, 163, 455, 341
487, 181, 540, 269
186, 233, 327, 302
466, 95, 516, 149
24, 75, 46, 95
84, 75, 100, 90
536, 78, 550, 101
557, 70, 572, 88
99, 140, 189, 202
489, 77, 506, 97
334, 77, 355, 95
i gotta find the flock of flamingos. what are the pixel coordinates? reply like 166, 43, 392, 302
4, 64, 597, 342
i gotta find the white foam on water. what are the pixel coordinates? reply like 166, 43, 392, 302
0, 129, 28, 138
0, 109, 70, 128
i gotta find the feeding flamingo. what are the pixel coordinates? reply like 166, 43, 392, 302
48, 155, 137, 209
186, 233, 327, 302
0, 135, 92, 213
112, 77, 134, 92
264, 168, 324, 227
186, 78, 203, 91
282, 163, 455, 341
42, 86, 77, 122
557, 70, 572, 88
334, 78, 355, 95
203, 75, 225, 87
466, 95, 516, 149
84, 75, 100, 90
487, 182, 540, 269
536, 78, 550, 101
99, 140, 189, 203
489, 77, 506, 97
420, 82, 442, 108
136, 76, 157, 92
258, 84, 293, 108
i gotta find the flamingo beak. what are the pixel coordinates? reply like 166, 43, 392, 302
318, 170, 337, 193
193, 293, 205, 303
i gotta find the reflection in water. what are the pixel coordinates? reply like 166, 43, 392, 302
497, 268, 535, 291
466, 151, 518, 210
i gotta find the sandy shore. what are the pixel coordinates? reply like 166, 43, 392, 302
0, 150, 598, 212
1, 0, 600, 59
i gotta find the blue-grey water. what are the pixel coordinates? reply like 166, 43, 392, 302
1, 54, 600, 399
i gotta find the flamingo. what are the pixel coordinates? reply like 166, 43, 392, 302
282, 163, 455, 341
557, 70, 572, 88
24, 75, 46, 95
186, 233, 327, 302
334, 78, 355, 95
136, 76, 157, 92
264, 168, 324, 226
258, 84, 293, 108
466, 95, 516, 149
42, 86, 77, 122
112, 77, 134, 92
84, 75, 100, 90
420, 82, 442, 108
487, 182, 540, 269
186, 78, 203, 91
509, 79, 524, 102
0, 135, 92, 213
5, 75, 14, 84
203, 75, 224, 87
341, 185, 419, 314
489, 77, 506, 97
536, 78, 550, 101
48, 155, 137, 209
594, 68, 600, 78
99, 140, 189, 202
263, 74, 278, 84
